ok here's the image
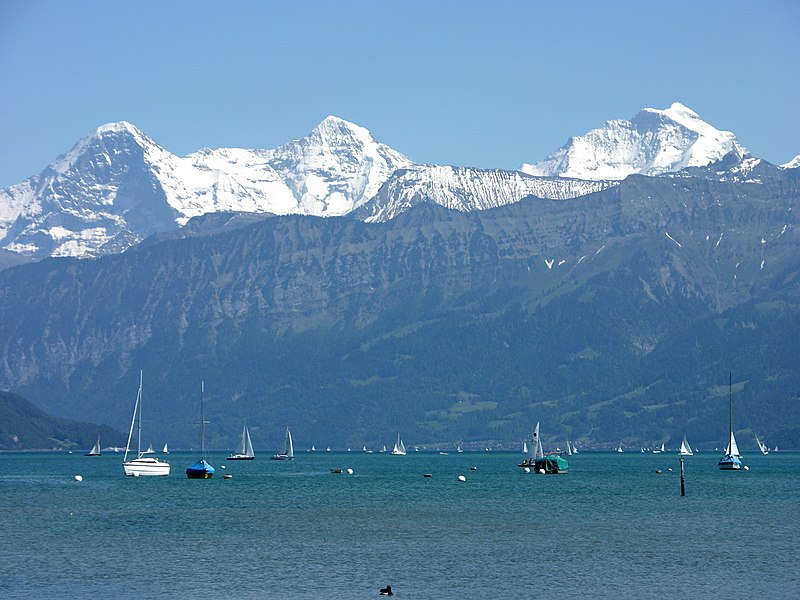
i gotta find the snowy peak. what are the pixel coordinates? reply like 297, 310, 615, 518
265, 115, 412, 215
521, 102, 747, 180
781, 154, 800, 169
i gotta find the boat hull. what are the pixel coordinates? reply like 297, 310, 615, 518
186, 459, 215, 478
718, 455, 743, 470
518, 455, 570, 474
123, 457, 170, 476
270, 454, 292, 460
226, 455, 255, 461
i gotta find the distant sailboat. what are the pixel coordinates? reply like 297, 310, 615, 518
679, 435, 694, 456
571, 442, 578, 454
272, 427, 294, 460
617, 445, 624, 453
123, 371, 170, 476
652, 443, 664, 454
85, 436, 101, 456
755, 435, 770, 455
522, 440, 528, 454
186, 381, 215, 478
227, 423, 255, 460
565, 440, 572, 456
719, 373, 744, 471
391, 433, 407, 455
162, 442, 169, 454
518, 422, 568, 473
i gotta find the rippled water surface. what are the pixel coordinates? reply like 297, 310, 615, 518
1, 450, 797, 599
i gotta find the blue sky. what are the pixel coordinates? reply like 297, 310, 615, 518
1, 0, 798, 187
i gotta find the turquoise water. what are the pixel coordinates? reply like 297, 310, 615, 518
1, 450, 797, 599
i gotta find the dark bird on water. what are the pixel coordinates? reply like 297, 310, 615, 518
379, 585, 393, 596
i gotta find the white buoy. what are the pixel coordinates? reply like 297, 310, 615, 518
224, 473, 233, 479
523, 467, 531, 474
744, 465, 750, 471
74, 474, 83, 482
346, 468, 354, 475
538, 469, 545, 474
457, 475, 466, 482
220, 464, 226, 469
667, 467, 673, 472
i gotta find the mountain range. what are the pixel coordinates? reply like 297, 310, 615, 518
5, 102, 794, 262
0, 104, 798, 450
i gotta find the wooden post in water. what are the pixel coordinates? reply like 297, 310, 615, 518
679, 455, 685, 496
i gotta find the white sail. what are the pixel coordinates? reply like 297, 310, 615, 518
527, 422, 543, 459
726, 431, 741, 458
86, 436, 101, 456
244, 426, 255, 458
391, 433, 407, 455
755, 435, 769, 455
162, 443, 169, 454
679, 436, 693, 456
566, 440, 572, 456
522, 441, 528, 454
285, 428, 294, 458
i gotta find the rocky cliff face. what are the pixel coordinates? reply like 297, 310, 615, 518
0, 168, 797, 447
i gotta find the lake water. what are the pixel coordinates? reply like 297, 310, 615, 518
0, 450, 797, 599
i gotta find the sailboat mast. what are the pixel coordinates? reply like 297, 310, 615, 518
137, 370, 143, 456
729, 372, 733, 445
200, 381, 206, 460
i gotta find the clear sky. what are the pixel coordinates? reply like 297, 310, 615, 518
1, 0, 798, 187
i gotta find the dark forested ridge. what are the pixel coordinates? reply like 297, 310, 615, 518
1, 168, 798, 450
0, 390, 124, 451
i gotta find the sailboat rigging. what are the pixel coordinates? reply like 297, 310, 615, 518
85, 435, 101, 457
391, 433, 406, 455
186, 381, 215, 478
518, 422, 568, 473
271, 427, 294, 460
228, 422, 256, 460
718, 373, 744, 470
679, 435, 694, 456
123, 371, 170, 476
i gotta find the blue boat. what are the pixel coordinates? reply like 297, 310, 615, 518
187, 381, 215, 479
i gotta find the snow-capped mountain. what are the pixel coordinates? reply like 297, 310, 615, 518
357, 165, 615, 222
521, 102, 747, 180
782, 154, 800, 170
0, 117, 411, 259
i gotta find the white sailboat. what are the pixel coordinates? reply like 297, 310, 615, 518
679, 435, 694, 456
522, 440, 528, 454
617, 445, 624, 453
391, 433, 407, 455
519, 422, 544, 466
565, 439, 573, 456
162, 442, 169, 454
755, 435, 770, 455
571, 442, 578, 454
228, 423, 256, 460
719, 373, 744, 470
123, 371, 170, 477
652, 443, 664, 454
85, 436, 101, 457
272, 427, 294, 460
